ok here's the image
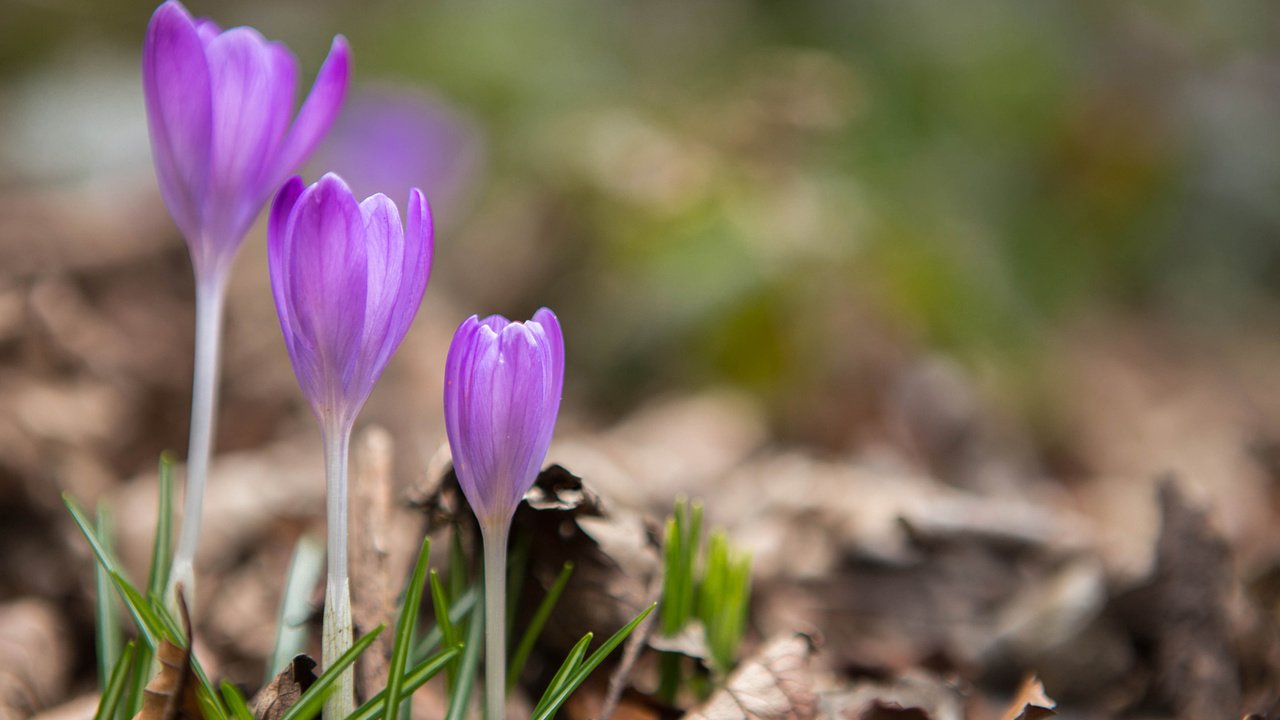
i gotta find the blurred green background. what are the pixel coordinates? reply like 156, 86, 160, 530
4, 0, 1279, 454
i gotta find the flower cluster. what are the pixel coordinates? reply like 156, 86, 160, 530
145, 3, 564, 718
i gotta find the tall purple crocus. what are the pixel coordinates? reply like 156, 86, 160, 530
143, 0, 350, 606
270, 173, 432, 716
444, 309, 564, 720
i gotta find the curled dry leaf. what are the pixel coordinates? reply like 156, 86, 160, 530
251, 655, 317, 720
999, 676, 1056, 720
820, 673, 965, 720
683, 633, 817, 720
134, 593, 201, 720
0, 599, 71, 719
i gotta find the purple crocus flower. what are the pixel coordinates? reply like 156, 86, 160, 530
268, 172, 431, 715
443, 308, 563, 720
145, 0, 349, 616
444, 308, 565, 529
144, 0, 350, 279
269, 173, 433, 432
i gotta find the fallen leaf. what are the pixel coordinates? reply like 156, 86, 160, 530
0, 599, 72, 719
251, 655, 317, 720
999, 676, 1055, 720
820, 674, 965, 720
683, 633, 817, 720
133, 592, 201, 720
1150, 480, 1240, 720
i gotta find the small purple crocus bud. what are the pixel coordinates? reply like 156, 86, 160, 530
268, 173, 433, 432
444, 308, 565, 530
143, 0, 350, 281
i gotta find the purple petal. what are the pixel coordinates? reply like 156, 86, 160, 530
355, 193, 406, 383
143, 0, 212, 253
269, 35, 351, 189
383, 188, 433, 361
284, 174, 368, 420
268, 176, 305, 366
202, 28, 298, 251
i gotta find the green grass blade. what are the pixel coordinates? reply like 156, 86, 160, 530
93, 641, 136, 720
384, 538, 431, 720
505, 533, 530, 636
507, 561, 574, 693
93, 504, 122, 691
267, 535, 324, 684
531, 603, 657, 720
124, 643, 153, 718
412, 586, 477, 662
429, 569, 460, 690
346, 645, 461, 720
221, 681, 254, 720
146, 454, 175, 601
429, 570, 459, 651
280, 625, 384, 720
448, 524, 467, 602
530, 632, 592, 718
64, 495, 134, 590
442, 602, 484, 720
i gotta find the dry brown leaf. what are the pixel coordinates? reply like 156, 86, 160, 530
251, 655, 317, 720
0, 599, 72, 719
350, 426, 395, 698
133, 593, 201, 720
821, 674, 964, 720
1151, 480, 1240, 720
999, 676, 1055, 720
683, 634, 817, 720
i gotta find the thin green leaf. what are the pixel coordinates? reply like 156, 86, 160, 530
448, 523, 467, 602
442, 602, 484, 720
93, 641, 135, 720
64, 495, 133, 590
281, 625, 384, 720
429, 569, 459, 690
93, 504, 122, 691
346, 645, 461, 720
106, 572, 159, 650
267, 535, 324, 684
146, 454, 174, 602
531, 603, 656, 720
413, 586, 477, 662
124, 644, 153, 718
221, 681, 254, 720
530, 632, 592, 718
505, 533, 530, 637
508, 561, 574, 693
385, 537, 431, 720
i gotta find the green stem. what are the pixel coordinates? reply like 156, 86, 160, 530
169, 272, 228, 610
322, 425, 355, 719
481, 523, 509, 720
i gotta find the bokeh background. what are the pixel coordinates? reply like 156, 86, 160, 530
3, 1, 1280, 718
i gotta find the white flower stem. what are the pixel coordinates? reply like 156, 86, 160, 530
482, 522, 510, 720
170, 273, 228, 611
322, 424, 355, 719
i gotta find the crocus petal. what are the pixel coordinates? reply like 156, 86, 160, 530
268, 176, 306, 366
269, 35, 351, 189
382, 188, 433, 364
444, 309, 564, 527
285, 174, 368, 418
355, 192, 406, 388
143, 0, 212, 247
202, 28, 297, 255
